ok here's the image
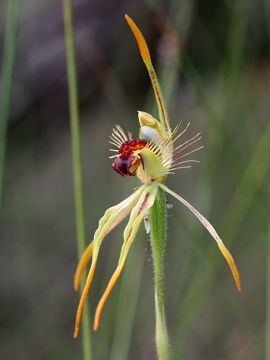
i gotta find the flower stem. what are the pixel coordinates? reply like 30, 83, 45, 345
266, 187, 270, 360
149, 187, 169, 360
0, 0, 20, 218
63, 1, 92, 359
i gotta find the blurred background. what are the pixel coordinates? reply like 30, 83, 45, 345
0, 0, 269, 359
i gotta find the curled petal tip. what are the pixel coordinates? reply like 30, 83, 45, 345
125, 14, 151, 65
73, 260, 98, 339
93, 319, 99, 332
73, 328, 79, 339
74, 241, 94, 292
93, 264, 124, 332
217, 243, 241, 293
232, 268, 242, 293
235, 271, 242, 293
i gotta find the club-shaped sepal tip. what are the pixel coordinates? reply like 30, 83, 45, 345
125, 14, 151, 65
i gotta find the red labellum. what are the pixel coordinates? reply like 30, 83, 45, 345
112, 139, 147, 177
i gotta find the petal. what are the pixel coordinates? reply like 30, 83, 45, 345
159, 183, 241, 292
93, 184, 158, 331
74, 241, 93, 291
73, 186, 145, 339
125, 14, 171, 136
74, 188, 145, 291
136, 145, 169, 183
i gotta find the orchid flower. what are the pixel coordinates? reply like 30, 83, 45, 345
73, 14, 241, 339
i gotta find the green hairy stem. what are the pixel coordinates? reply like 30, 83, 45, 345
149, 187, 169, 360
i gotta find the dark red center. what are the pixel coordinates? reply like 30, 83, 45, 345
112, 139, 147, 177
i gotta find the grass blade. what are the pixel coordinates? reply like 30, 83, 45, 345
63, 1, 92, 358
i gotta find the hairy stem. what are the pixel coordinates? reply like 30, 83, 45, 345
149, 187, 169, 360
63, 1, 92, 359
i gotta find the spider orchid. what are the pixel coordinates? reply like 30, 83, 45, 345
73, 14, 241, 339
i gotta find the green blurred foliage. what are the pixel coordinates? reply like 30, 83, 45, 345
0, 0, 269, 359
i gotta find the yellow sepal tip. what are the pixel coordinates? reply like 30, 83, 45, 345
74, 241, 93, 291
93, 264, 124, 331
218, 243, 242, 293
125, 14, 151, 65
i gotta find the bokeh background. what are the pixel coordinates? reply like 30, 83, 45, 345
0, 0, 269, 359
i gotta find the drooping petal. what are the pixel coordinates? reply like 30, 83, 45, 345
74, 241, 93, 291
73, 186, 145, 339
93, 184, 158, 331
125, 14, 171, 137
159, 183, 241, 292
74, 189, 145, 290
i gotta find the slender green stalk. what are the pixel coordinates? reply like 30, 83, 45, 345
0, 0, 20, 218
266, 187, 270, 360
149, 187, 169, 360
63, 1, 92, 359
